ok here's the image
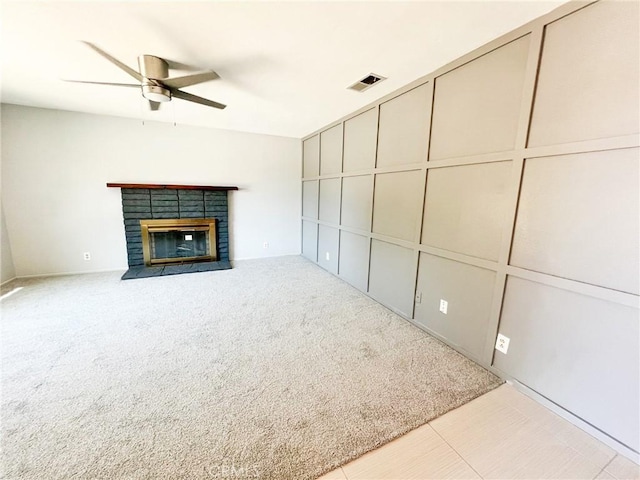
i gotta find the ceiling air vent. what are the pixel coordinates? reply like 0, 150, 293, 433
348, 73, 387, 92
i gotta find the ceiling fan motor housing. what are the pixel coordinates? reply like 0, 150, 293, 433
138, 55, 171, 102
138, 54, 168, 80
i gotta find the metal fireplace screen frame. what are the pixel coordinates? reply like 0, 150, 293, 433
140, 218, 217, 266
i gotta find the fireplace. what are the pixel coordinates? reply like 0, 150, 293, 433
140, 218, 217, 266
107, 183, 238, 279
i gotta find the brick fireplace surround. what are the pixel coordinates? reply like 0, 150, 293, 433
107, 183, 238, 279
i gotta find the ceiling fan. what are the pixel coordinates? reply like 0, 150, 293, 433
65, 42, 226, 111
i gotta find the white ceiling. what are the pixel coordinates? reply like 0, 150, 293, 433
1, 1, 566, 138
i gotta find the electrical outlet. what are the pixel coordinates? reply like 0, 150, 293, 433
263, 242, 269, 249
495, 333, 510, 354
83, 252, 91, 261
325, 252, 330, 261
415, 292, 422, 304
439, 299, 448, 314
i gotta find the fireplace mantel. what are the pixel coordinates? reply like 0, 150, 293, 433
107, 183, 238, 191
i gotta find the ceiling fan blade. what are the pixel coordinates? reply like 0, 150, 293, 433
148, 100, 161, 111
63, 79, 140, 88
80, 41, 143, 82
162, 71, 219, 89
170, 89, 226, 110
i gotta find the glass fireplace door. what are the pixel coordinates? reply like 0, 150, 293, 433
140, 219, 217, 266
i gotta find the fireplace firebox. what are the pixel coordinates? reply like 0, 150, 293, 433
140, 218, 217, 266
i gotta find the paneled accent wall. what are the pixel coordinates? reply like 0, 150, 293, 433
301, 0, 639, 456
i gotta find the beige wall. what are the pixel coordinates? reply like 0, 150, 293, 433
1, 105, 301, 276
301, 0, 639, 456
1, 205, 16, 283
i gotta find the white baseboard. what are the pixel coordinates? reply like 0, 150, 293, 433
15, 268, 126, 279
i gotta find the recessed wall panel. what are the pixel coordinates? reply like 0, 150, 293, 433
368, 240, 415, 316
302, 180, 318, 220
414, 253, 496, 360
430, 35, 530, 160
302, 220, 318, 262
343, 108, 378, 173
511, 149, 640, 294
320, 124, 343, 175
376, 83, 430, 168
318, 178, 341, 225
317, 225, 339, 274
372, 170, 423, 242
422, 162, 511, 261
528, 1, 640, 147
341, 175, 373, 231
303, 135, 320, 178
338, 231, 369, 291
494, 276, 640, 453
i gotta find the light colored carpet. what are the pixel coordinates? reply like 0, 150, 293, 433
1, 256, 501, 479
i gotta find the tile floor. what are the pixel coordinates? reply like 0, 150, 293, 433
317, 384, 640, 480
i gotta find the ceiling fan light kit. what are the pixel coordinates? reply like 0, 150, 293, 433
141, 84, 171, 103
65, 42, 226, 111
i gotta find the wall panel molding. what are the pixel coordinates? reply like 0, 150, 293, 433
300, 0, 639, 456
